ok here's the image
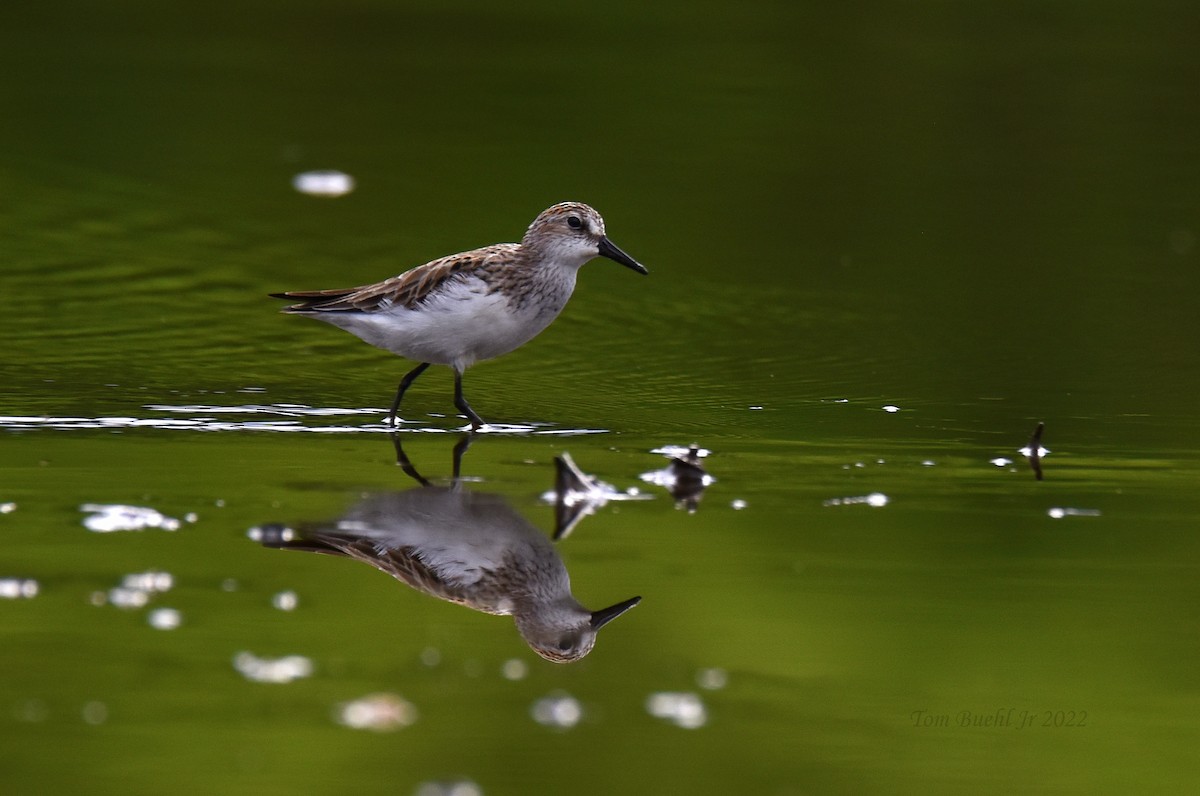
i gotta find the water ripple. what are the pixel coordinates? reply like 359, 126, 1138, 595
0, 405, 609, 435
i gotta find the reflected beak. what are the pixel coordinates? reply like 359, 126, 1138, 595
597, 236, 648, 275
590, 596, 642, 629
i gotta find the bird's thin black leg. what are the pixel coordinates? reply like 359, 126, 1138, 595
451, 433, 474, 482
389, 362, 431, 426
390, 433, 431, 486
453, 369, 486, 430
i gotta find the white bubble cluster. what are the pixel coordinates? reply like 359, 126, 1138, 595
0, 578, 38, 599
530, 691, 583, 729
823, 492, 889, 508
233, 652, 313, 683
292, 170, 355, 197
645, 691, 707, 729
246, 524, 296, 543
334, 693, 418, 731
413, 780, 483, 796
271, 590, 299, 611
124, 571, 174, 592
95, 570, 174, 610
81, 504, 182, 533
147, 607, 182, 630
501, 658, 528, 681
1048, 507, 1102, 519
695, 667, 728, 690
649, 445, 712, 459
82, 701, 109, 725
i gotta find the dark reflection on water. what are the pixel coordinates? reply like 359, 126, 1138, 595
1020, 421, 1047, 481
253, 435, 640, 663
637, 445, 714, 514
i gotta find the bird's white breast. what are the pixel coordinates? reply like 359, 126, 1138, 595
317, 271, 575, 370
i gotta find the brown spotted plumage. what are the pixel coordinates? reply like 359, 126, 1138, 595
257, 486, 641, 663
271, 202, 646, 429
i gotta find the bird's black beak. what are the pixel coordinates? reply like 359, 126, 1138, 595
597, 236, 648, 275
590, 595, 642, 629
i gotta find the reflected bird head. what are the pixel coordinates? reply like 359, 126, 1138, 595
517, 595, 642, 663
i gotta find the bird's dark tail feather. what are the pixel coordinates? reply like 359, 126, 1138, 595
269, 288, 357, 311
255, 524, 349, 557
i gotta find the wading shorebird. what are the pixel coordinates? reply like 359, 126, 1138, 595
271, 202, 647, 429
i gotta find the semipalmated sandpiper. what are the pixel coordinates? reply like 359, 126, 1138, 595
271, 202, 646, 429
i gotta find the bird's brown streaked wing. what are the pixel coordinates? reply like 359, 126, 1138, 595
309, 534, 489, 610
272, 244, 520, 313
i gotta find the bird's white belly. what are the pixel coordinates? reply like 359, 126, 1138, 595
317, 282, 564, 370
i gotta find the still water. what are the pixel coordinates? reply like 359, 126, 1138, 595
3, 2, 1199, 794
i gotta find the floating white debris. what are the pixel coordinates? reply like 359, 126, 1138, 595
105, 587, 150, 609
413, 780, 483, 796
650, 445, 711, 459
646, 691, 707, 729
823, 492, 889, 508
990, 457, 1013, 467
123, 571, 173, 593
1018, 444, 1050, 458
749, 405, 763, 410
531, 691, 584, 729
247, 524, 296, 544
882, 405, 901, 413
1048, 507, 1102, 519
82, 701, 109, 726
100, 571, 173, 610
0, 578, 38, 599
271, 590, 299, 611
147, 608, 182, 630
292, 169, 355, 197
233, 651, 313, 683
0, 502, 16, 514
334, 693, 418, 731
501, 658, 529, 681
730, 499, 748, 510
81, 504, 182, 533
921, 460, 936, 467
16, 699, 48, 723
696, 667, 728, 691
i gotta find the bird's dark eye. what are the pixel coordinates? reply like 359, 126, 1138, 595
567, 215, 582, 230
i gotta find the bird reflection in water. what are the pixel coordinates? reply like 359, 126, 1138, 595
256, 435, 640, 663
